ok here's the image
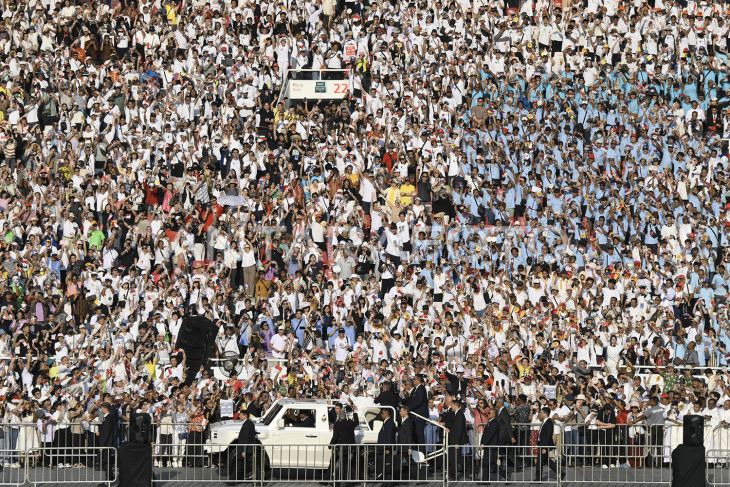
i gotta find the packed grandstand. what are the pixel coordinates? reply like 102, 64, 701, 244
0, 0, 728, 482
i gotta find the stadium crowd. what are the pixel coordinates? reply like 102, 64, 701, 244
0, 0, 729, 476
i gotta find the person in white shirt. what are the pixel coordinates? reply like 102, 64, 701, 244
270, 327, 290, 359
38, 410, 56, 467
359, 175, 377, 214
333, 328, 351, 362
216, 326, 240, 356
161, 351, 186, 382
716, 400, 730, 460
52, 402, 72, 468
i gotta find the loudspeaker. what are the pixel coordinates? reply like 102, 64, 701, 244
175, 315, 217, 385
129, 412, 153, 444
119, 442, 153, 487
671, 444, 706, 487
683, 414, 704, 447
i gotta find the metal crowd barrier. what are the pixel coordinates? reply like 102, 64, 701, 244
153, 442, 248, 484
310, 443, 444, 484
560, 423, 672, 485
8, 422, 730, 486
451, 443, 560, 485
25, 447, 116, 486
0, 449, 23, 487
151, 443, 446, 485
3, 421, 725, 453
706, 450, 730, 486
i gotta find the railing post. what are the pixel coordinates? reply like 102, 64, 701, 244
331, 444, 336, 487
113, 446, 118, 487
258, 444, 265, 487
557, 441, 563, 487
23, 448, 29, 487
442, 432, 449, 487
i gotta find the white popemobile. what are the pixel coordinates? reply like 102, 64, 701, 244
206, 397, 394, 470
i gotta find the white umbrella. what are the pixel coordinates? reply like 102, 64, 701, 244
217, 195, 246, 207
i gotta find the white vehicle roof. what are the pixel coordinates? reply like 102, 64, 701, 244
266, 397, 380, 410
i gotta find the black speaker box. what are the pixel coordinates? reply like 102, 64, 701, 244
129, 412, 153, 445
671, 444, 706, 487
175, 315, 217, 384
683, 414, 704, 447
119, 442, 153, 487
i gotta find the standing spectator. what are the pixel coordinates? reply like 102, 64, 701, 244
172, 404, 189, 468
632, 396, 667, 468
38, 408, 56, 467
186, 406, 207, 468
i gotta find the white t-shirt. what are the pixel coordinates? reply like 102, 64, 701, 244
333, 335, 350, 362
241, 249, 256, 267
39, 416, 55, 443
384, 227, 402, 251
270, 333, 288, 358
555, 404, 572, 432
359, 177, 377, 203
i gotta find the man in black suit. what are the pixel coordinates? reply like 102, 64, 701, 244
396, 406, 416, 480
446, 399, 468, 481
440, 394, 456, 430
243, 393, 262, 418
495, 398, 515, 470
536, 407, 565, 481
377, 408, 397, 487
397, 406, 416, 444
378, 408, 398, 444
96, 403, 116, 484
330, 401, 359, 487
374, 381, 400, 411
229, 406, 257, 484
403, 375, 427, 445
444, 365, 469, 398
328, 402, 344, 425
480, 408, 506, 481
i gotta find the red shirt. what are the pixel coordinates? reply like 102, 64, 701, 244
144, 183, 160, 206
200, 204, 223, 232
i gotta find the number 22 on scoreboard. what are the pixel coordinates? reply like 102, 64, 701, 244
333, 82, 348, 94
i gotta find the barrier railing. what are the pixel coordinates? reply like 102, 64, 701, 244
151, 442, 446, 485
6, 421, 726, 448
563, 439, 671, 484
556, 423, 672, 485
276, 443, 445, 484
0, 422, 202, 450
6, 440, 730, 486
10, 423, 730, 485
707, 450, 730, 486
152, 442, 260, 484
25, 447, 116, 486
450, 443, 561, 484
0, 449, 23, 486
